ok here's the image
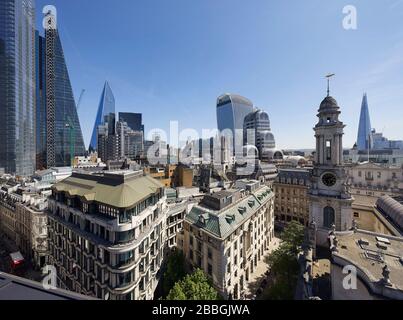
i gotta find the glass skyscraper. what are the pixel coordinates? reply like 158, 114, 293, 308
43, 24, 86, 167
119, 112, 144, 133
35, 31, 46, 169
216, 94, 254, 154
89, 81, 115, 151
0, 0, 36, 176
243, 109, 276, 158
357, 93, 372, 151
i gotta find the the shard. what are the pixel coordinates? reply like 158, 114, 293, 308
89, 81, 116, 151
357, 93, 372, 151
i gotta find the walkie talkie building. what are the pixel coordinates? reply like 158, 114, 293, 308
216, 94, 254, 155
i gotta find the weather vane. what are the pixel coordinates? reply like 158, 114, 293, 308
326, 73, 335, 96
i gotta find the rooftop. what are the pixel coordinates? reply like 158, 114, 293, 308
276, 168, 311, 185
207, 190, 233, 200
186, 185, 272, 239
0, 272, 94, 300
376, 196, 403, 233
331, 230, 403, 299
52, 171, 163, 209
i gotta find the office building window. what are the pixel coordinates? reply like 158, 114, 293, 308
208, 263, 213, 276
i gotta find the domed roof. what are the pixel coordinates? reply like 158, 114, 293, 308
319, 96, 339, 111
262, 148, 284, 160
244, 109, 270, 123
217, 94, 253, 108
376, 195, 403, 231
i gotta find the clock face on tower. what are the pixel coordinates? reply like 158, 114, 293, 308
322, 173, 337, 187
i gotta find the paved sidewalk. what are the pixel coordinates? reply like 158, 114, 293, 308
244, 237, 281, 299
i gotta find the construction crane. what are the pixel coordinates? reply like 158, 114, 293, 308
65, 89, 85, 166
77, 89, 85, 110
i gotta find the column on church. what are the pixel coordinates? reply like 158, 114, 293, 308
319, 136, 326, 164
339, 135, 343, 165
334, 135, 340, 165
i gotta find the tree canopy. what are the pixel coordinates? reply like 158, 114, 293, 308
162, 250, 186, 296
263, 221, 305, 300
166, 269, 220, 300
281, 221, 305, 254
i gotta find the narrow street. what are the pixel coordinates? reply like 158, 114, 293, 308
244, 237, 281, 299
0, 235, 43, 282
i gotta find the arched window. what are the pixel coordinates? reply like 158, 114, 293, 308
323, 206, 335, 229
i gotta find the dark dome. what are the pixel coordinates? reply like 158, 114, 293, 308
319, 96, 339, 110
243, 109, 270, 123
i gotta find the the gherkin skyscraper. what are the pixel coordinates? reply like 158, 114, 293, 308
356, 93, 372, 151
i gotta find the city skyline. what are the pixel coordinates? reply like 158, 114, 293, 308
1, 0, 403, 304
34, 0, 403, 150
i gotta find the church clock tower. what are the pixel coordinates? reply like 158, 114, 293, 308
309, 76, 353, 246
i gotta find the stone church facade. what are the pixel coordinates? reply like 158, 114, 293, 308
309, 94, 354, 246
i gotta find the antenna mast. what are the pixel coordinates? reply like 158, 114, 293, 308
326, 73, 336, 96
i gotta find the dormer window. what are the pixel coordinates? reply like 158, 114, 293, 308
238, 206, 247, 214
198, 214, 208, 225
226, 214, 235, 223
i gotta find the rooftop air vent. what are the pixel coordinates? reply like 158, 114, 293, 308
364, 251, 384, 263
376, 242, 388, 251
376, 236, 391, 245
358, 238, 370, 246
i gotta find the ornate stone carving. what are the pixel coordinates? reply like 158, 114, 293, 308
381, 264, 392, 287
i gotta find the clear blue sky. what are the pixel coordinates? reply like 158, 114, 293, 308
35, 0, 403, 149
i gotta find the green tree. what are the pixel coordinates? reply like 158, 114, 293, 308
166, 269, 220, 300
167, 283, 187, 300
162, 250, 186, 296
264, 221, 305, 300
281, 221, 305, 254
